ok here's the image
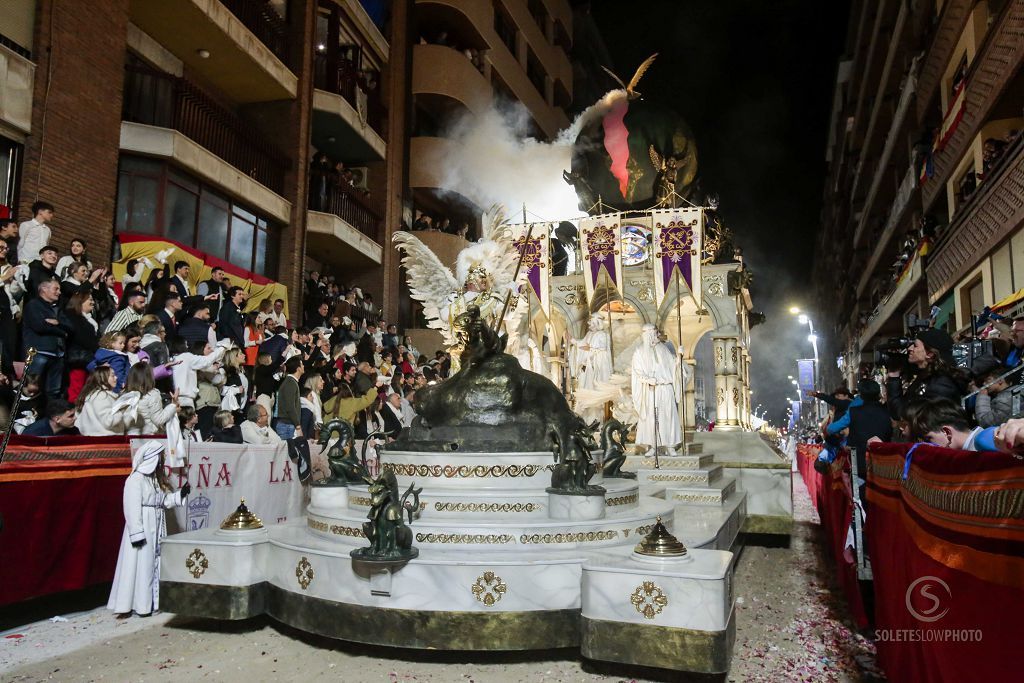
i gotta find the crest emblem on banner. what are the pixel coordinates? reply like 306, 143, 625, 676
511, 223, 551, 320
652, 207, 703, 309
187, 493, 212, 531
581, 214, 623, 304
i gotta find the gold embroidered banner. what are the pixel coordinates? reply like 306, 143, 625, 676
580, 213, 622, 305
652, 207, 703, 309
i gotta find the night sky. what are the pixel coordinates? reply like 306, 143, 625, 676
591, 0, 851, 425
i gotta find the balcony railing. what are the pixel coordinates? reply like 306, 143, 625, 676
122, 63, 288, 194
220, 0, 290, 66
313, 54, 387, 139
311, 180, 383, 243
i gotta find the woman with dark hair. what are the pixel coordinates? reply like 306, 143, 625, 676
76, 366, 127, 436
886, 327, 967, 421
64, 292, 100, 402
56, 238, 92, 280
123, 362, 178, 435
92, 271, 118, 330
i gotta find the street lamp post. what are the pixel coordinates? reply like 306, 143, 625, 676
791, 307, 822, 420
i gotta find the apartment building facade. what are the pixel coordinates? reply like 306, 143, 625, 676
0, 0, 406, 319
812, 0, 1023, 388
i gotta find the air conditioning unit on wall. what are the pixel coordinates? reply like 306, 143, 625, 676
350, 166, 369, 190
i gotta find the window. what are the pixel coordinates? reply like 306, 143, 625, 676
115, 156, 280, 278
0, 138, 22, 220
495, 9, 516, 56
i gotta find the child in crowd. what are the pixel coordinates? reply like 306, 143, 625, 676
107, 440, 189, 618
905, 398, 1000, 452
87, 331, 131, 391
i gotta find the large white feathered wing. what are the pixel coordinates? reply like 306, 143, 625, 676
392, 231, 459, 345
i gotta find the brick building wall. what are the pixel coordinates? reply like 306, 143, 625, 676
18, 0, 129, 266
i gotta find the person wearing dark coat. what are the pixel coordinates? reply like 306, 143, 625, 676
157, 293, 183, 341
356, 323, 378, 365
177, 305, 214, 347
217, 286, 247, 348
26, 247, 59, 302
826, 379, 893, 504
23, 279, 69, 400
260, 328, 290, 368
885, 327, 965, 422
62, 293, 100, 402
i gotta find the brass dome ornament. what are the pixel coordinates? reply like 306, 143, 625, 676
220, 498, 264, 530
633, 517, 688, 558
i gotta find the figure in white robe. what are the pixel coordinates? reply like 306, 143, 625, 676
574, 314, 613, 423
631, 324, 685, 454
107, 441, 188, 617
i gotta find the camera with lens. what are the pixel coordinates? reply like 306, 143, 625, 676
873, 337, 912, 369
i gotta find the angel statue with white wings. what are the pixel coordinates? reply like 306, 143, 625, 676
392, 206, 528, 373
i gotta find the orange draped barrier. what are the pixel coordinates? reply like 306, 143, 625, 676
866, 442, 1024, 683
0, 436, 133, 606
795, 443, 868, 628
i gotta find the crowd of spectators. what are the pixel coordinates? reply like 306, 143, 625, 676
308, 151, 373, 213
410, 210, 471, 239
0, 199, 454, 452
804, 320, 1024, 485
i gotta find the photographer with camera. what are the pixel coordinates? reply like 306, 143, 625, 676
884, 327, 966, 421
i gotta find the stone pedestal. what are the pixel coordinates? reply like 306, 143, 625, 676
547, 492, 606, 520
581, 548, 735, 674
310, 484, 349, 509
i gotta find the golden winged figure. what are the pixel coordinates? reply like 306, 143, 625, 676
600, 53, 658, 100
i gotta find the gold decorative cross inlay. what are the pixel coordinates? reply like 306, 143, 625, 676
185, 548, 208, 579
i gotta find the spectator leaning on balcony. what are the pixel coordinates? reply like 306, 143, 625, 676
905, 398, 1000, 452
22, 398, 77, 437
18, 201, 53, 265
886, 327, 966, 421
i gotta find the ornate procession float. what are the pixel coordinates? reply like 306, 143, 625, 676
159, 58, 792, 675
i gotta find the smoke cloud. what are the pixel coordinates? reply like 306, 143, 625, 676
434, 92, 626, 221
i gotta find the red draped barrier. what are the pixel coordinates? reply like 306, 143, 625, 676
866, 442, 1024, 683
796, 443, 823, 509
0, 436, 132, 606
795, 443, 868, 628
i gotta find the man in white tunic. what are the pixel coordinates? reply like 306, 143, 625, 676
631, 324, 684, 455
107, 441, 189, 617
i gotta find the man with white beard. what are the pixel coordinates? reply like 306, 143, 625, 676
631, 324, 684, 455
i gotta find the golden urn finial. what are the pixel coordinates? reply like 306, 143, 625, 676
634, 516, 688, 557
220, 498, 264, 530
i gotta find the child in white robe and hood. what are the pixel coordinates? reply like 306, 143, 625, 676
107, 440, 190, 618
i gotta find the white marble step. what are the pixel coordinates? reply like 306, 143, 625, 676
340, 478, 641, 520
671, 490, 747, 551
663, 476, 737, 507
306, 496, 675, 551
623, 453, 715, 471
636, 465, 723, 488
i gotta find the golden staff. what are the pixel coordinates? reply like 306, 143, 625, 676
0, 348, 37, 465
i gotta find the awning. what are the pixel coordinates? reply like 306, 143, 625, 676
992, 287, 1024, 312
